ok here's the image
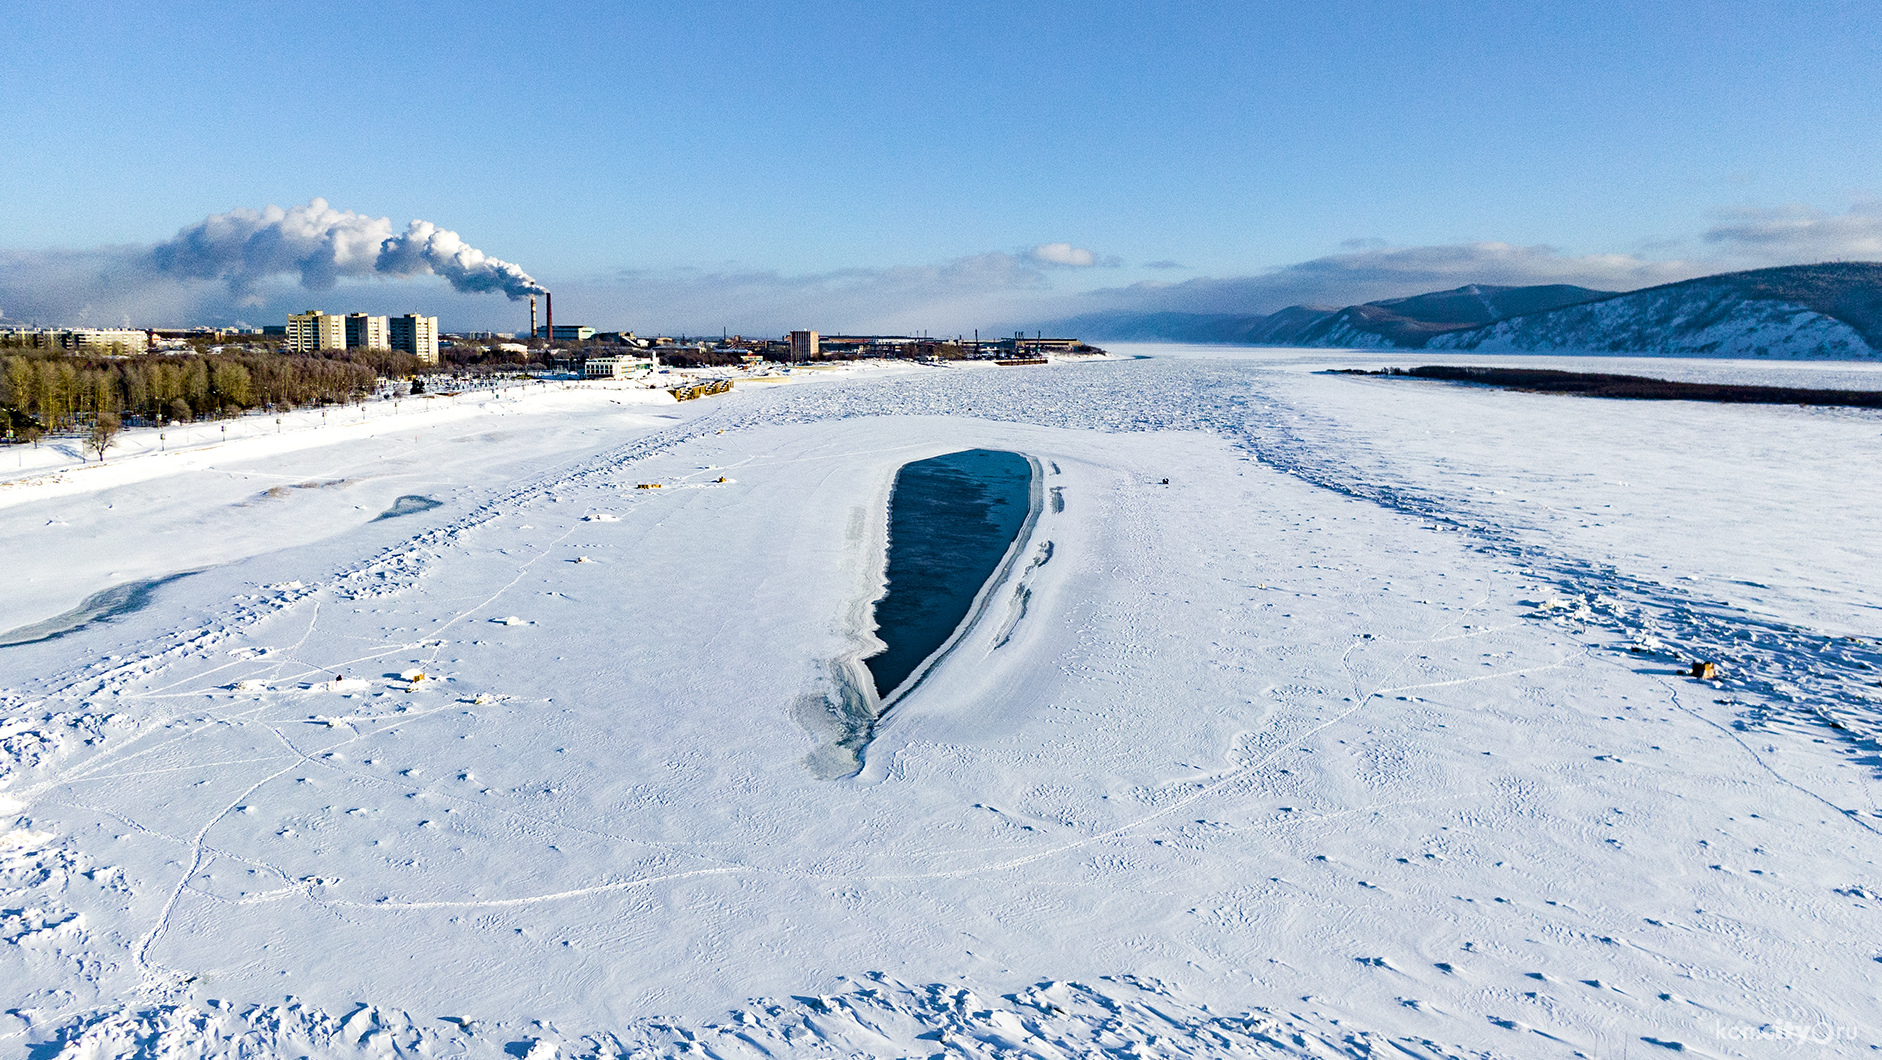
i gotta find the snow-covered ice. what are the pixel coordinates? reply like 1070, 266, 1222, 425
2, 348, 1879, 1057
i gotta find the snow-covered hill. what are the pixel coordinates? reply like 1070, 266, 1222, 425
1431, 274, 1878, 357
1051, 263, 1882, 357
1045, 284, 1614, 348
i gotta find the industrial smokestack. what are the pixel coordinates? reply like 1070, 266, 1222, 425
529, 295, 537, 343
545, 291, 553, 347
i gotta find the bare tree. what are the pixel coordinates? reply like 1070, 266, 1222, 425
87, 412, 120, 462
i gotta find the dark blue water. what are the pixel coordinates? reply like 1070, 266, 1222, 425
865, 449, 1033, 699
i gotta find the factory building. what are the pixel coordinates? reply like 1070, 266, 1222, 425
582, 354, 657, 379
345, 313, 389, 350
389, 313, 440, 364
286, 311, 347, 352
535, 324, 596, 342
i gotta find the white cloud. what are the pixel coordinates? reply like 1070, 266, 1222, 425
152, 199, 544, 299
0, 199, 546, 329
568, 252, 1054, 335
1062, 242, 1708, 317
0, 239, 1059, 334
1026, 242, 1119, 268
0, 238, 1712, 334
0, 246, 204, 329
1703, 201, 1882, 261
11, 202, 1880, 335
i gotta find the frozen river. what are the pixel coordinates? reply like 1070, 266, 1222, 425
1, 349, 1879, 1058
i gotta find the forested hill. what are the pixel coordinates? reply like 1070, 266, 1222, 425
1044, 283, 1614, 348
1046, 263, 1882, 357
1428, 263, 1882, 357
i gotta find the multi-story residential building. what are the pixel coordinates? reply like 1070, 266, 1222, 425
0, 329, 146, 353
286, 311, 346, 352
1, 329, 151, 354
389, 313, 440, 364
788, 330, 819, 361
65, 329, 151, 354
345, 313, 390, 350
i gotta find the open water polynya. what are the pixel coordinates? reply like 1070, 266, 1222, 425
865, 449, 1031, 699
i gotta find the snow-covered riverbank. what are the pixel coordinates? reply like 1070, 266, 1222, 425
3, 347, 1878, 1058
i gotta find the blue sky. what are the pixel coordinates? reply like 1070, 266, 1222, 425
3, 0, 1880, 332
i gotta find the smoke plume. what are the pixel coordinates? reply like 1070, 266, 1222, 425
147, 199, 545, 299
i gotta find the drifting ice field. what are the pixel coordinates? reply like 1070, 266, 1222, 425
1, 348, 1879, 1058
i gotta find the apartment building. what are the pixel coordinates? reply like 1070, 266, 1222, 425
345, 313, 390, 350
389, 313, 439, 364
286, 311, 346, 352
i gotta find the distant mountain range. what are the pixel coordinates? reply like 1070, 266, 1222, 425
1048, 263, 1882, 357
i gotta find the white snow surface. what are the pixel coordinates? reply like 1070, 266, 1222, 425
1299, 322, 1400, 350
3, 348, 1880, 1058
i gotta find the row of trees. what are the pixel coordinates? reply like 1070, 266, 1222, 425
1, 348, 435, 436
